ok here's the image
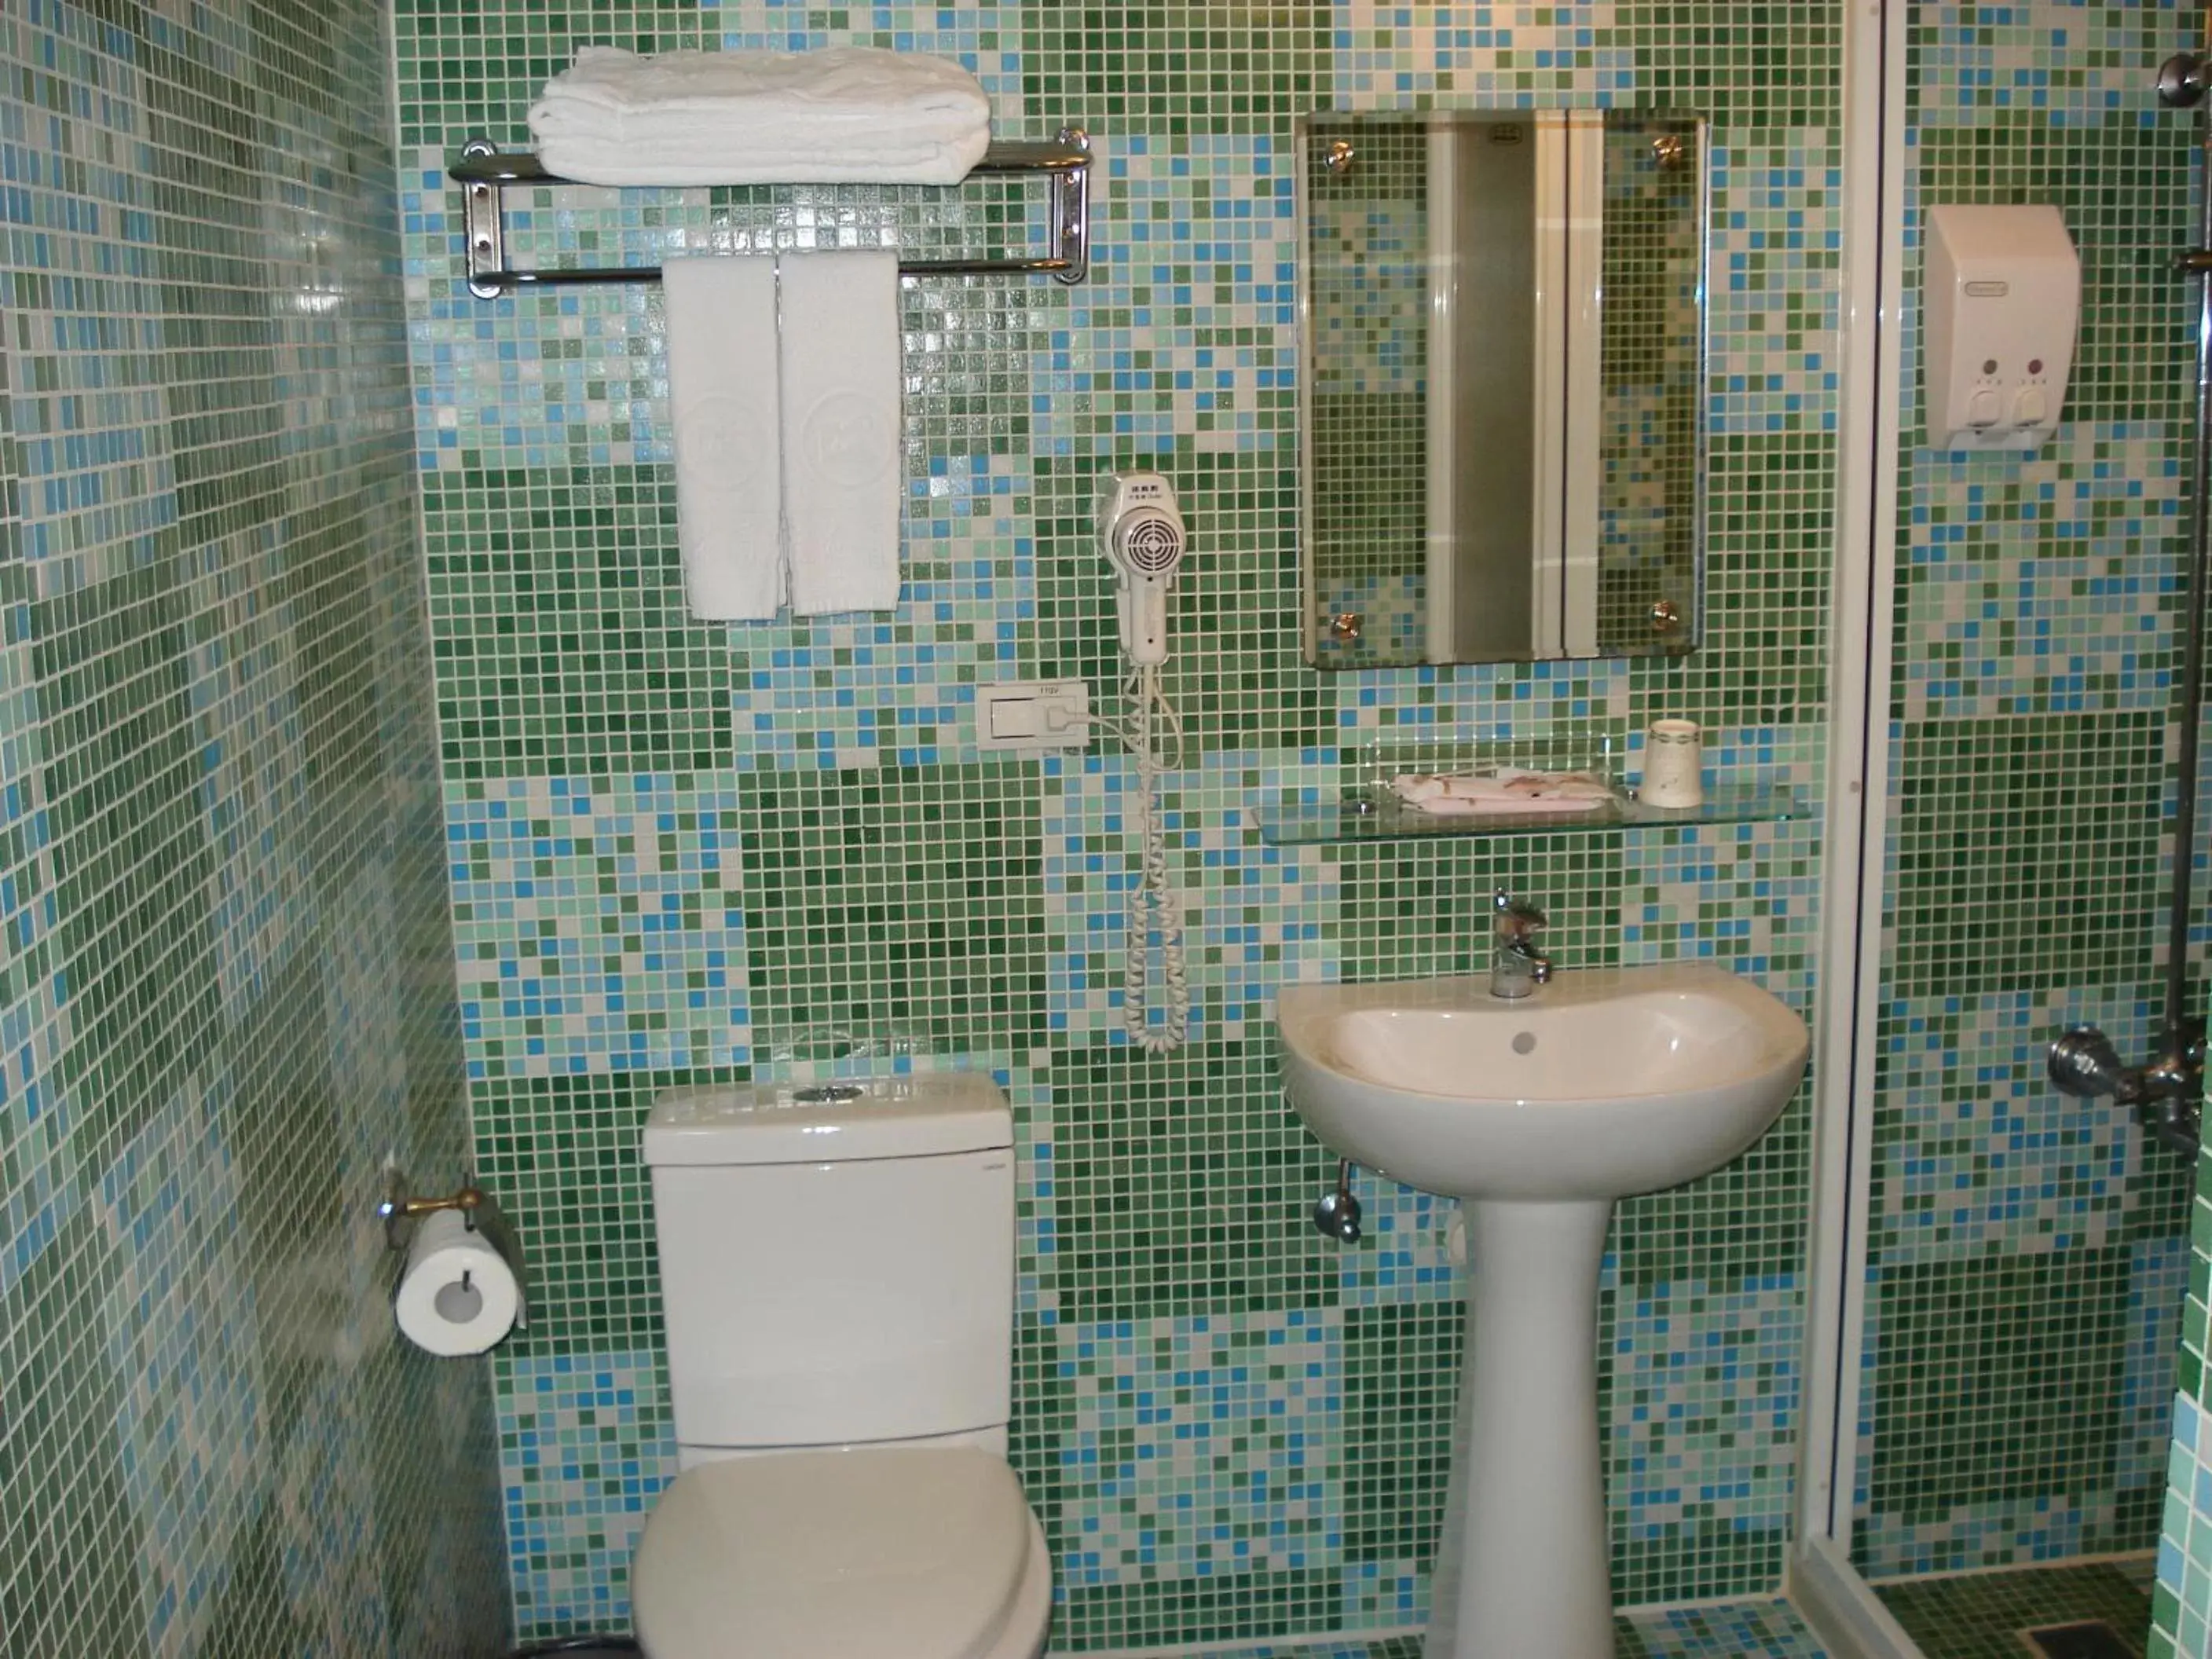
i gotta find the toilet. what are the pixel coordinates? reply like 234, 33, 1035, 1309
631, 1073, 1053, 1658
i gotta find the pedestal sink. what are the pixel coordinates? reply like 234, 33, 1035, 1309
1276, 965, 1809, 1659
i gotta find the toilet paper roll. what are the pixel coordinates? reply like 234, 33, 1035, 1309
395, 1209, 521, 1357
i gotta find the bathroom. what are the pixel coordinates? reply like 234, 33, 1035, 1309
5, 0, 2212, 1656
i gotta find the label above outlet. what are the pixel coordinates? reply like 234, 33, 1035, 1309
976, 681, 1092, 751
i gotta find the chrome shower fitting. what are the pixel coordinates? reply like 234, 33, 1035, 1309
1312, 1159, 1362, 1243
2049, 1020, 2205, 1155
2081, 41, 2212, 1156
2163, 51, 2211, 108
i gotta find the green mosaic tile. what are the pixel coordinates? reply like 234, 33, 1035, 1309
2155, 1309, 2212, 1659
1154, 1611, 1829, 1659
1608, 1272, 1802, 1602
472, 1070, 708, 1353
1013, 1310, 1075, 1558
1044, 1037, 1340, 1321
1618, 1599, 1830, 1659
423, 469, 736, 777
1877, 1558, 2154, 1659
1881, 0, 2199, 1596
1870, 1248, 2131, 1539
1057, 1571, 1342, 1654
1889, 712, 2166, 1001
0, 0, 506, 1643
0, 1211, 136, 1653
737, 761, 1049, 1049
1612, 1082, 1812, 1294
1335, 829, 1627, 984
1024, 1, 1330, 134
387, 0, 1903, 1639
1341, 1302, 1460, 1567
31, 562, 219, 1165
1057, 1311, 1341, 1584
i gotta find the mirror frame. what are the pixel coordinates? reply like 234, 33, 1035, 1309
1294, 108, 1712, 668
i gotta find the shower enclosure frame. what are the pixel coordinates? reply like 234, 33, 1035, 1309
1792, 0, 1906, 1641
1793, 3, 2209, 1654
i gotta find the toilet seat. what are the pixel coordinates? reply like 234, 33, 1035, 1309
632, 1445, 1049, 1659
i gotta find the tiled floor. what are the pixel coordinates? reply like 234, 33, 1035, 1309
1873, 1558, 2156, 1659
1163, 1558, 2163, 1659
1126, 1597, 1829, 1658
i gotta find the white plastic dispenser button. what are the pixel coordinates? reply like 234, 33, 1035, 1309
976, 681, 1091, 752
2012, 385, 2050, 425
1968, 389, 2001, 428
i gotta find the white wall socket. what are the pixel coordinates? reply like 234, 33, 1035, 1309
975, 681, 1092, 751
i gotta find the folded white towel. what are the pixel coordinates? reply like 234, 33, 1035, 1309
530, 46, 992, 186
663, 255, 784, 620
777, 250, 904, 615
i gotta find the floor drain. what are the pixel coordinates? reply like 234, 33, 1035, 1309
2020, 1622, 2136, 1659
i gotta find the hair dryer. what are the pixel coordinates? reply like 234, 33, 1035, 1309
1098, 472, 1187, 667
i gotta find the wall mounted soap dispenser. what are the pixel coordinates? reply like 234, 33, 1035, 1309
1923, 203, 2081, 452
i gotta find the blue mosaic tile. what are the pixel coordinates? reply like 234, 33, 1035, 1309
1057, 1311, 1343, 1588
1035, 134, 1299, 458
1608, 1276, 1802, 1560
496, 1350, 679, 1639
1873, 989, 2155, 1265
447, 775, 750, 1078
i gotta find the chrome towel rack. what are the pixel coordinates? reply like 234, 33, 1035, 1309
449, 126, 1093, 299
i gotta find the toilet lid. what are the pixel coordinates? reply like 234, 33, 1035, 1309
632, 1445, 1035, 1659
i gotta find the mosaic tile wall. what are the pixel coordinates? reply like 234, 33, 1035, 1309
0, 0, 508, 1652
1855, 0, 2205, 1581
2148, 1140, 2212, 1659
394, 0, 1843, 1646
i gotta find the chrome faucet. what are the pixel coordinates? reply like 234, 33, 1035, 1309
1490, 887, 1553, 1000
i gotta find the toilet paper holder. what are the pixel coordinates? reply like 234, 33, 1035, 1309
378, 1166, 496, 1249
377, 1166, 530, 1331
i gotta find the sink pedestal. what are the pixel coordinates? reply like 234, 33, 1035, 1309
1426, 1199, 1614, 1659
1275, 967, 1810, 1656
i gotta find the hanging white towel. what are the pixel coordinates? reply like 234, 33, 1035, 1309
776, 250, 904, 615
662, 255, 783, 621
529, 46, 992, 187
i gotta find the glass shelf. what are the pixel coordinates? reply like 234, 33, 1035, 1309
1248, 782, 1808, 846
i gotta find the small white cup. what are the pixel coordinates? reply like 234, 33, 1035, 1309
1641, 719, 1704, 808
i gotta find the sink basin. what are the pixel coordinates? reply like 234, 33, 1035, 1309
1277, 963, 1811, 1199
1276, 964, 1808, 1659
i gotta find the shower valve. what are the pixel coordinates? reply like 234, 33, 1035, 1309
2161, 52, 2210, 108
2050, 1021, 2203, 1155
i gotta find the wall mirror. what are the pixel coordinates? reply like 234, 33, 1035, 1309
1298, 109, 1710, 667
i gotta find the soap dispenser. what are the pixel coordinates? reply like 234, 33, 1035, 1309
1923, 203, 2080, 452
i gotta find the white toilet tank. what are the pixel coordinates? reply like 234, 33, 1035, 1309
643, 1074, 1015, 1459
